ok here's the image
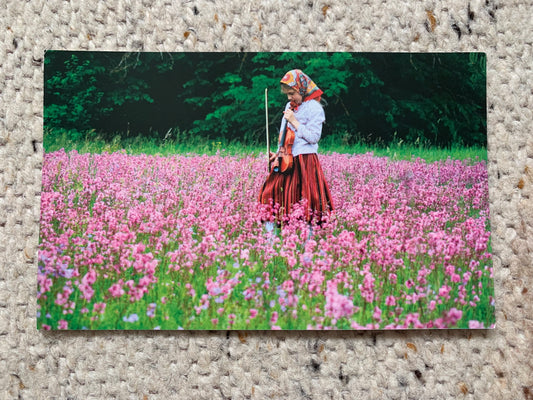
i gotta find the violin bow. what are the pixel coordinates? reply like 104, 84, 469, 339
265, 88, 271, 172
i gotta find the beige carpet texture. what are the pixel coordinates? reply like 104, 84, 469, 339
1, 0, 532, 399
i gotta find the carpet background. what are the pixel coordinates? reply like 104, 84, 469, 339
1, 1, 532, 399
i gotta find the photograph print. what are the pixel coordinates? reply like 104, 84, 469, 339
38, 51, 494, 330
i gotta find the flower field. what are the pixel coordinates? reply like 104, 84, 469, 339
37, 149, 494, 330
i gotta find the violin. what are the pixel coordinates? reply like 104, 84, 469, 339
272, 101, 297, 174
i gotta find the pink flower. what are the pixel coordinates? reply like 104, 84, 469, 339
93, 302, 106, 314
37, 275, 53, 294
78, 283, 95, 301
82, 269, 97, 286
358, 272, 375, 303
108, 283, 125, 298
138, 275, 153, 287
438, 285, 451, 299
373, 306, 382, 322
443, 308, 463, 326
325, 281, 354, 320
249, 309, 258, 319
350, 321, 365, 330
404, 313, 424, 328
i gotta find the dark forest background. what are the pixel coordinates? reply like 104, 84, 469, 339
43, 51, 486, 150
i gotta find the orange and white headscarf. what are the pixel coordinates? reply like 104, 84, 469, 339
280, 69, 323, 103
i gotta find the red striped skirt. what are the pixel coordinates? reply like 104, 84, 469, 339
258, 153, 333, 223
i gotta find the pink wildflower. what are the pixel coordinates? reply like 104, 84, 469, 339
108, 283, 125, 298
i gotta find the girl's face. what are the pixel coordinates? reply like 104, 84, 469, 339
284, 88, 303, 105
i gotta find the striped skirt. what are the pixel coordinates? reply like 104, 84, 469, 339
258, 153, 333, 223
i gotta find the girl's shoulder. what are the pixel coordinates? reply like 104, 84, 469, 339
303, 99, 324, 110
301, 99, 325, 116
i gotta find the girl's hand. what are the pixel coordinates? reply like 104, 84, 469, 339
283, 109, 299, 128
269, 152, 277, 163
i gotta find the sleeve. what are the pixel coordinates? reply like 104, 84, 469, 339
293, 101, 325, 145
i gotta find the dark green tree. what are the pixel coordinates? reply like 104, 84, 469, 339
366, 52, 486, 147
44, 51, 486, 149
180, 52, 388, 146
44, 51, 176, 141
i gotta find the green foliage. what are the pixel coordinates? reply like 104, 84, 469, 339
181, 52, 386, 147
44, 52, 487, 150
44, 54, 107, 137
44, 51, 171, 142
368, 53, 487, 147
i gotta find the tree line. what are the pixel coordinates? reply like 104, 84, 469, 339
44, 51, 487, 148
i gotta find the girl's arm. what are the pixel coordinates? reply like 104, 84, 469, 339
284, 101, 325, 145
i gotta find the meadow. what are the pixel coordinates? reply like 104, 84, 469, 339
37, 142, 494, 330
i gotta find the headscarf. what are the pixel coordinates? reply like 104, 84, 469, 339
280, 69, 323, 103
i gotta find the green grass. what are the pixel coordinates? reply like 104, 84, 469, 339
44, 128, 488, 163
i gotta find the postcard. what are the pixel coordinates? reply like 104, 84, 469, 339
38, 51, 494, 330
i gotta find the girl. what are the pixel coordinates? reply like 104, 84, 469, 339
258, 69, 334, 225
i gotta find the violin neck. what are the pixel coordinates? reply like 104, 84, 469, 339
279, 119, 289, 146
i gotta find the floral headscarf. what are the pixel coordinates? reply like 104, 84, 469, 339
280, 69, 323, 102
